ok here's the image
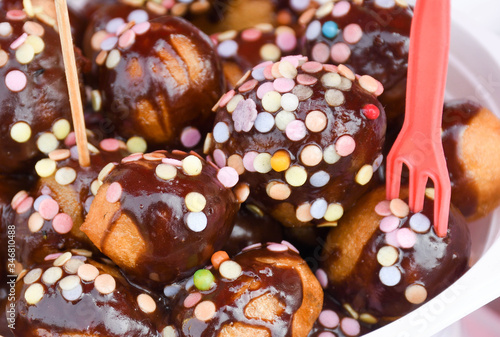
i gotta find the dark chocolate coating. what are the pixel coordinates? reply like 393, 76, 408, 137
301, 0, 412, 122
4, 140, 128, 268
171, 243, 323, 337
0, 9, 80, 174
96, 15, 224, 148
12, 254, 167, 336
322, 187, 471, 322
212, 60, 386, 227
223, 203, 284, 256
82, 150, 239, 289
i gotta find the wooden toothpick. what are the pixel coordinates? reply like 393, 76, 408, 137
54, 0, 90, 167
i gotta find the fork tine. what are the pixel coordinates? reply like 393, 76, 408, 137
432, 175, 452, 237
409, 170, 427, 213
386, 157, 403, 200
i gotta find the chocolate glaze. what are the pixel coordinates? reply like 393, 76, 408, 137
212, 63, 386, 227
442, 100, 482, 219
0, 9, 84, 174
223, 204, 284, 256
301, 0, 412, 122
12, 254, 168, 336
323, 188, 471, 322
82, 150, 239, 288
4, 142, 128, 268
96, 15, 224, 148
171, 244, 322, 337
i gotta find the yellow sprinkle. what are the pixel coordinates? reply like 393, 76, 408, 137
344, 303, 359, 320
360, 313, 378, 325
324, 203, 344, 222
217, 30, 237, 41
15, 43, 35, 64
52, 119, 71, 140
425, 188, 435, 200
262, 91, 282, 113
98, 163, 116, 182
182, 155, 203, 176
275, 111, 295, 130
10, 122, 31, 143
106, 49, 121, 69
24, 283, 44, 305
156, 164, 177, 181
227, 94, 244, 113
377, 246, 399, 267
35, 158, 56, 178
355, 164, 373, 185
279, 61, 297, 79
270, 150, 291, 172
323, 145, 340, 164
36, 132, 58, 154
25, 35, 44, 54
260, 43, 281, 62
253, 153, 272, 174
185, 192, 206, 212
90, 180, 101, 196
126, 136, 147, 153
285, 166, 307, 187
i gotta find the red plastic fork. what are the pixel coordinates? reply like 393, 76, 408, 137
386, 0, 451, 238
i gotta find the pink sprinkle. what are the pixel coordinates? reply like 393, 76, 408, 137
297, 74, 317, 86
65, 132, 76, 147
162, 158, 183, 167
100, 138, 120, 152
10, 33, 27, 50
286, 120, 307, 141
44, 253, 62, 261
116, 23, 129, 36
281, 55, 303, 68
341, 317, 361, 336
267, 243, 288, 252
6, 9, 27, 21
118, 29, 136, 49
39, 198, 59, 220
11, 190, 28, 210
219, 90, 235, 108
131, 22, 151, 35
238, 79, 258, 93
332, 0, 351, 17
16, 197, 33, 214
323, 64, 338, 73
184, 292, 202, 308
319, 310, 340, 328
331, 43, 351, 63
281, 240, 299, 253
243, 152, 258, 172
318, 333, 336, 337
213, 149, 227, 168
254, 61, 273, 70
375, 80, 384, 96
122, 153, 143, 163
312, 43, 330, 63
180, 127, 201, 148
106, 182, 122, 203
162, 0, 175, 9
52, 213, 73, 234
217, 166, 239, 188
5, 70, 27, 92
375, 200, 392, 216
335, 135, 356, 156
385, 230, 400, 248
301, 61, 323, 73
397, 228, 417, 249
273, 78, 295, 93
276, 32, 297, 52
233, 99, 257, 132
315, 269, 328, 288
264, 64, 274, 80
241, 28, 262, 41
41, 186, 51, 195
380, 216, 400, 233
257, 82, 275, 99
343, 23, 363, 44
242, 243, 262, 251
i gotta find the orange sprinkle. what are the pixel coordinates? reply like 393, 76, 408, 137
271, 150, 291, 172
211, 251, 230, 270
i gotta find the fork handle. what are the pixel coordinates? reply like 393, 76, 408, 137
400, 0, 450, 140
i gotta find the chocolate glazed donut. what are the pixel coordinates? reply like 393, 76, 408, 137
170, 243, 323, 337
95, 15, 224, 149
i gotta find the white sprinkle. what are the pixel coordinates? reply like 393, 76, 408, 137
213, 122, 230, 143
186, 212, 208, 232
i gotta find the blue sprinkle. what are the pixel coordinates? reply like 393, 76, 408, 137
322, 21, 339, 39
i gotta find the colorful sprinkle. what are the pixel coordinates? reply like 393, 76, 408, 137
213, 122, 230, 143
217, 166, 239, 188
219, 260, 242, 280
325, 89, 345, 106
296, 203, 313, 222
10, 122, 31, 143
341, 317, 361, 336
233, 99, 258, 132
193, 269, 215, 291
286, 120, 307, 141
42, 267, 63, 285
310, 170, 330, 187
39, 198, 59, 220
322, 21, 339, 39
275, 110, 296, 130
266, 182, 291, 200
77, 264, 99, 282
409, 213, 431, 233
315, 268, 328, 288
94, 274, 116, 294
323, 145, 341, 164
335, 135, 356, 156
319, 310, 340, 328
182, 155, 203, 176
137, 294, 156, 313
271, 150, 291, 172
405, 284, 428, 304
300, 144, 323, 166
28, 212, 44, 233
377, 246, 399, 266
24, 283, 44, 305
355, 164, 373, 185
194, 301, 216, 321
184, 292, 202, 308
52, 213, 73, 234
253, 153, 272, 174
379, 266, 401, 286
312, 43, 330, 63
324, 203, 344, 222
254, 112, 275, 133
380, 215, 400, 233
396, 228, 417, 248
285, 166, 308, 187
331, 42, 351, 63
390, 198, 410, 218
185, 212, 208, 232
311, 199, 328, 219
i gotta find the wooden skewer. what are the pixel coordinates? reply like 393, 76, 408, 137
54, 0, 90, 167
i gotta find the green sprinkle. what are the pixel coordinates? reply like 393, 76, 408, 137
193, 269, 215, 291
